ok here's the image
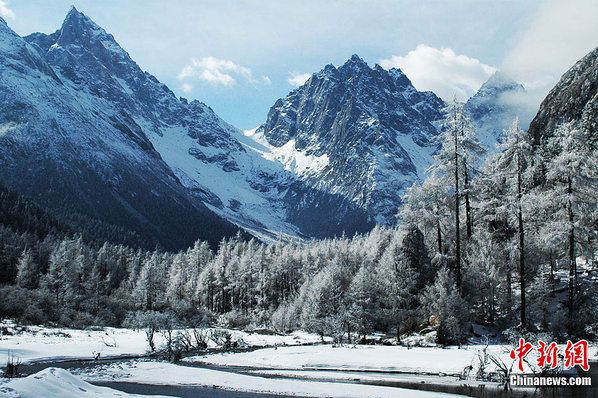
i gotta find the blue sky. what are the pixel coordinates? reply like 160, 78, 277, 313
3, 1, 598, 129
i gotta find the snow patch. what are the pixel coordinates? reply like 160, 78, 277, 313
0, 367, 167, 398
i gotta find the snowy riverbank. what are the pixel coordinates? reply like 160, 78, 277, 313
0, 320, 326, 365
1, 322, 597, 397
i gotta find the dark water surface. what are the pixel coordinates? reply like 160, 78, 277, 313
93, 381, 299, 398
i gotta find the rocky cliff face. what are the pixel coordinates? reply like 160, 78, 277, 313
527, 46, 598, 145
258, 55, 445, 225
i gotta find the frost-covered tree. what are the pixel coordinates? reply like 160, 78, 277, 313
166, 252, 188, 304
428, 97, 484, 293
16, 248, 37, 289
133, 252, 166, 311
537, 122, 597, 332
348, 263, 381, 341
379, 234, 418, 342
185, 240, 212, 306
401, 173, 450, 266
464, 228, 503, 326
485, 118, 534, 328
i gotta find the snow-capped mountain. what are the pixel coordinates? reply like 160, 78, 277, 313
0, 7, 380, 245
28, 8, 377, 242
465, 71, 533, 150
0, 8, 244, 250
256, 55, 445, 226
528, 46, 598, 145
5, 7, 539, 246
26, 8, 301, 241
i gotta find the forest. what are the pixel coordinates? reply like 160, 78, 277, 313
1, 100, 596, 346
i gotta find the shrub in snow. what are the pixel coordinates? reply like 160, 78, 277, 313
219, 310, 251, 330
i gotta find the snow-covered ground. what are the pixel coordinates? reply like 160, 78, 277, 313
187, 344, 492, 375
2, 321, 596, 397
0, 367, 171, 398
0, 323, 151, 365
75, 360, 463, 398
0, 320, 327, 365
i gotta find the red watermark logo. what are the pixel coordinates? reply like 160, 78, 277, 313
510, 338, 589, 372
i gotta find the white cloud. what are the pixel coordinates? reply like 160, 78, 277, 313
379, 45, 496, 101
178, 56, 269, 87
262, 76, 272, 85
287, 72, 311, 87
181, 83, 193, 93
0, 1, 15, 19
502, 0, 598, 104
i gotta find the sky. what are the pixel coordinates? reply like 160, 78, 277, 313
2, 0, 598, 129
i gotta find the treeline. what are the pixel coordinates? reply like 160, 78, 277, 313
0, 101, 597, 344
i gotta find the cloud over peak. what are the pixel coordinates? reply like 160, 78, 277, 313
178, 56, 270, 87
287, 72, 311, 87
379, 45, 496, 101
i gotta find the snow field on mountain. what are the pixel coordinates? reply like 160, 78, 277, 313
244, 129, 330, 177
144, 122, 301, 240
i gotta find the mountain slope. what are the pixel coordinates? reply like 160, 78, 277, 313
0, 10, 242, 250
527, 46, 598, 145
256, 55, 444, 225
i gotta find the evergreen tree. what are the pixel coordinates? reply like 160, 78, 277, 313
428, 97, 484, 293
489, 118, 534, 329
538, 122, 598, 333
401, 173, 450, 266
15, 248, 38, 289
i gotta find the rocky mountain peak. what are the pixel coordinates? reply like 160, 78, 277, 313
314, 55, 374, 82
466, 71, 532, 150
57, 6, 112, 47
341, 54, 369, 70
261, 54, 445, 227
25, 6, 134, 81
476, 71, 524, 97
486, 71, 520, 87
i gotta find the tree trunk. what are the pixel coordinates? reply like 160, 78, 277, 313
490, 283, 495, 326
464, 159, 472, 239
347, 327, 351, 344
517, 153, 526, 329
454, 115, 461, 293
506, 249, 512, 315
436, 218, 442, 257
567, 175, 575, 334
396, 324, 401, 344
549, 250, 554, 283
